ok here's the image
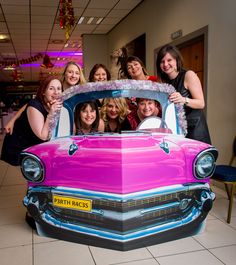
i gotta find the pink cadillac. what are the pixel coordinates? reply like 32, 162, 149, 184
20, 80, 218, 250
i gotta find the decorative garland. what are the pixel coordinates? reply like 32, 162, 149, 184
59, 0, 75, 40
48, 79, 187, 137
0, 53, 43, 68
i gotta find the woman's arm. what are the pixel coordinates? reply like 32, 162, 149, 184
4, 104, 27, 134
184, 70, 205, 109
169, 70, 205, 109
27, 100, 62, 141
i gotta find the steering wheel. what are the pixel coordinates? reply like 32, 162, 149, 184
137, 116, 171, 133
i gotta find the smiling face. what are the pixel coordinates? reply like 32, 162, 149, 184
80, 104, 97, 129
159, 52, 178, 78
64, 64, 81, 87
43, 79, 62, 103
137, 99, 157, 120
127, 60, 144, 80
93, 67, 108, 82
106, 99, 120, 120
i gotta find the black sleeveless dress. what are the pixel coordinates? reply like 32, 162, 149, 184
1, 99, 48, 166
168, 69, 211, 144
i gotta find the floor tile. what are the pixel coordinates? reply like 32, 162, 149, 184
0, 223, 32, 248
90, 246, 153, 265
0, 245, 32, 265
113, 259, 159, 265
147, 237, 204, 257
33, 231, 59, 244
0, 184, 27, 197
207, 213, 217, 220
211, 197, 236, 222
193, 219, 236, 248
1, 169, 26, 186
155, 250, 224, 265
34, 241, 95, 265
209, 245, 236, 265
0, 194, 25, 209
228, 216, 236, 229
0, 206, 25, 225
211, 184, 228, 199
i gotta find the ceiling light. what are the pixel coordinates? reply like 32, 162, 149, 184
3, 66, 15, 70
78, 17, 85, 24
96, 18, 103, 24
0, 34, 8, 40
71, 52, 83, 56
87, 17, 94, 24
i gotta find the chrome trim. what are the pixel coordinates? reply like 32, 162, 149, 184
193, 147, 218, 179
39, 206, 203, 242
27, 183, 211, 201
24, 183, 215, 242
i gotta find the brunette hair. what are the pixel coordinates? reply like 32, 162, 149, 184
62, 61, 86, 85
88, 63, 111, 82
74, 101, 100, 133
156, 44, 183, 82
124, 56, 148, 79
137, 98, 162, 118
36, 76, 61, 104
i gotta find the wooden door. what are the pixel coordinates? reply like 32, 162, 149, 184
177, 36, 204, 90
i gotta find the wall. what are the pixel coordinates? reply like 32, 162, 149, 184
82, 34, 108, 79
107, 0, 236, 164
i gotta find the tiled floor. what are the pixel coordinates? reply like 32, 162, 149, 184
0, 134, 236, 265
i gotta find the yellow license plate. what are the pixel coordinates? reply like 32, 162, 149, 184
52, 195, 92, 212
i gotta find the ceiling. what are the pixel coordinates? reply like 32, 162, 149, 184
0, 0, 143, 84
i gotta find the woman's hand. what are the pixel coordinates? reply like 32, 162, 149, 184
47, 98, 63, 116
169, 92, 185, 104
4, 119, 15, 135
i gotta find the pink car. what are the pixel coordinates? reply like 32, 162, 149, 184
20, 80, 218, 250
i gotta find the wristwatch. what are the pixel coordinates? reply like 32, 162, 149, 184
185, 97, 189, 105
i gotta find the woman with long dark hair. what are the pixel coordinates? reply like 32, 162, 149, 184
156, 44, 211, 144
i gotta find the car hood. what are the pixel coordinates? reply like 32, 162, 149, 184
23, 133, 211, 194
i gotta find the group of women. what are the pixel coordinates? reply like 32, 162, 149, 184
0, 44, 211, 230
1, 43, 211, 167
73, 56, 163, 135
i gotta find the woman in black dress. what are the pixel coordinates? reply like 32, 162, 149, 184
1, 76, 63, 166
156, 44, 211, 144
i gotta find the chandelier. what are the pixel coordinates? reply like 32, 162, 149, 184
59, 0, 75, 40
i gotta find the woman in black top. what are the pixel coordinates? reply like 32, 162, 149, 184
156, 44, 211, 144
1, 76, 63, 165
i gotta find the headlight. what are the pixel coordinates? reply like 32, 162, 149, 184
194, 148, 218, 179
20, 154, 44, 182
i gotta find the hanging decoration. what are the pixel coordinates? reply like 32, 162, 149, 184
11, 69, 23, 82
41, 54, 54, 68
59, 0, 75, 40
0, 53, 43, 68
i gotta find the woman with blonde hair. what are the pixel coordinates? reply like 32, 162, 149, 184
62, 61, 86, 89
100, 97, 130, 133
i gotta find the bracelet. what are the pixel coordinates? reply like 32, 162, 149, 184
185, 97, 189, 105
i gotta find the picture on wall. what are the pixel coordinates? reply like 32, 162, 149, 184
110, 33, 146, 80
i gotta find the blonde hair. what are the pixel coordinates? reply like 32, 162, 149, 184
62, 61, 86, 85
100, 98, 129, 124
